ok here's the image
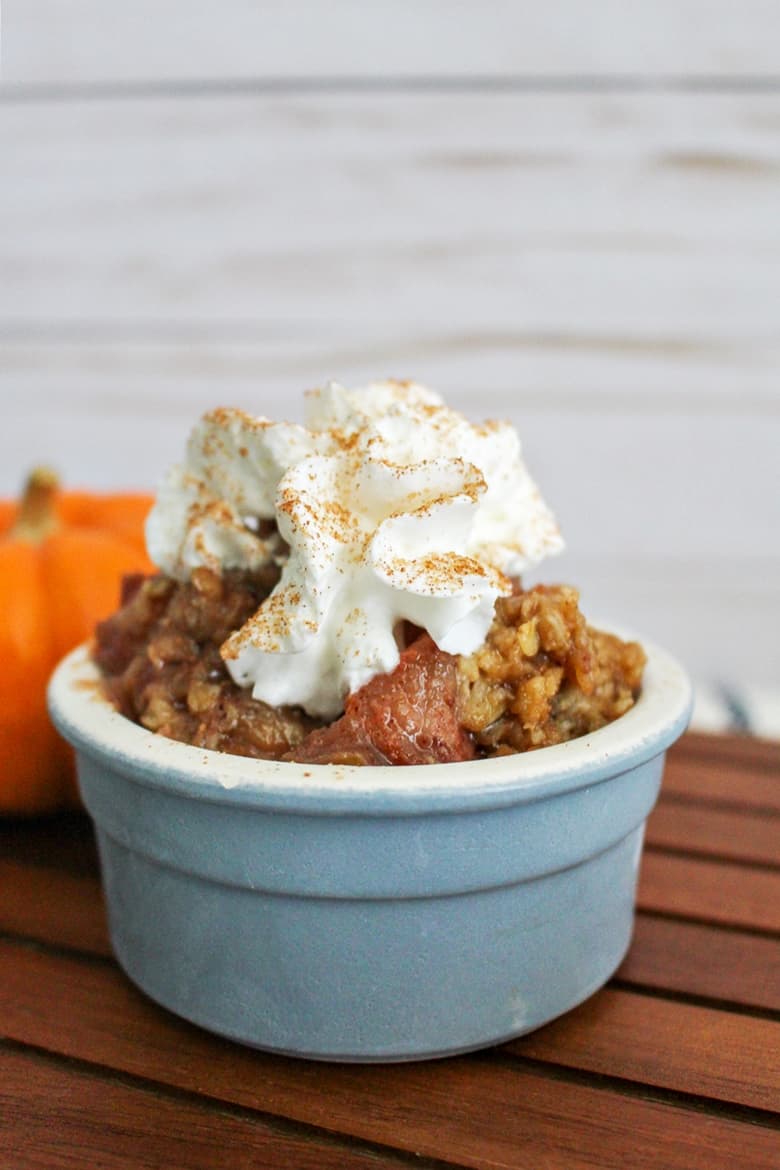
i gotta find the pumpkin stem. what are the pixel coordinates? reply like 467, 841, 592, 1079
11, 467, 60, 543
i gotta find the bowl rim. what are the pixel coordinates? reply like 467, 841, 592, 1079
48, 630, 692, 815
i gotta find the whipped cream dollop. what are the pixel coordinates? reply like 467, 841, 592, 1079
146, 381, 564, 717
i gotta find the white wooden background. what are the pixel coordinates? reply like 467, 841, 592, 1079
1, 2, 779, 731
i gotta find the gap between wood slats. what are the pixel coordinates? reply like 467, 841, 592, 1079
643, 845, 779, 874
0, 946, 778, 1170
7, 78, 780, 103
0, 1044, 440, 1170
659, 790, 780, 819
609, 979, 780, 1024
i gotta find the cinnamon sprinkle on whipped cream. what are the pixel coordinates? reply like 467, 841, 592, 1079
145, 381, 564, 717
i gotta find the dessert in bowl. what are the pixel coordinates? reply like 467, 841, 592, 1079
48, 381, 692, 1061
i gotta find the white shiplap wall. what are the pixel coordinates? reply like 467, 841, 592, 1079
6, 0, 780, 83
1, 2, 779, 720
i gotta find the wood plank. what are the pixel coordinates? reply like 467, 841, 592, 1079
511, 985, 780, 1112
7, 335, 777, 414
0, 940, 777, 1170
638, 852, 780, 933
646, 801, 780, 867
7, 1, 780, 86
661, 755, 780, 813
1, 94, 778, 345
0, 1046, 413, 1170
0, 859, 110, 956
621, 915, 780, 1012
671, 732, 780, 773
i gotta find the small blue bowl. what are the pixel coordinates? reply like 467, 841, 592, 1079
49, 634, 691, 1062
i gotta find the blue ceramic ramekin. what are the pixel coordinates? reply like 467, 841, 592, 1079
49, 634, 691, 1061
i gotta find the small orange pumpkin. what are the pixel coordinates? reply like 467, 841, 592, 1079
0, 469, 155, 814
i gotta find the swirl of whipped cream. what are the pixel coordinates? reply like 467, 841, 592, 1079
146, 381, 564, 717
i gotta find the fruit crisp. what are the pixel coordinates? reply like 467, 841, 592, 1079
95, 568, 645, 765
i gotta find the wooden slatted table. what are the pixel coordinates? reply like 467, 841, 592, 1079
2, 731, 778, 1169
